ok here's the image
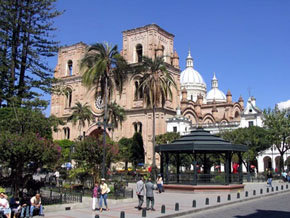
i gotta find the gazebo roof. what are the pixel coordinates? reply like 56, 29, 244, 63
155, 128, 248, 152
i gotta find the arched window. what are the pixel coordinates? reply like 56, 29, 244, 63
67, 60, 73, 76
136, 44, 143, 63
65, 88, 72, 108
134, 80, 143, 100
134, 122, 138, 132
235, 111, 239, 118
64, 127, 70, 139
133, 122, 142, 133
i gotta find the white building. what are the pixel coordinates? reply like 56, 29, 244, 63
239, 97, 263, 128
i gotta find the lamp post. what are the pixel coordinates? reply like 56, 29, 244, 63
246, 140, 251, 182
96, 118, 113, 179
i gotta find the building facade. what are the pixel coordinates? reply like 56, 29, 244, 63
51, 24, 181, 164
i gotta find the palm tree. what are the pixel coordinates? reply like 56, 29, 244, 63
137, 56, 177, 174
107, 101, 126, 139
67, 102, 94, 139
80, 42, 128, 178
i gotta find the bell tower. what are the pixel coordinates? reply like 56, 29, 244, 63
122, 24, 177, 67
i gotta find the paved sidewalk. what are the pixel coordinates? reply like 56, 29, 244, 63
41, 181, 290, 218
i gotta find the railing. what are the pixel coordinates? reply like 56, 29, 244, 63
165, 172, 243, 185
41, 189, 82, 205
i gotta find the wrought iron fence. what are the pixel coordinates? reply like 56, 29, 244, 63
41, 190, 82, 205
165, 172, 244, 185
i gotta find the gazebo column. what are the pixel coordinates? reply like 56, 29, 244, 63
176, 153, 180, 183
238, 152, 243, 184
225, 152, 230, 185
165, 152, 169, 183
160, 152, 164, 179
193, 152, 197, 185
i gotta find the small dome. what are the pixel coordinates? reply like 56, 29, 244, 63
206, 88, 226, 103
206, 73, 226, 103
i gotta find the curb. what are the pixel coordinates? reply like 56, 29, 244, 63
44, 197, 135, 212
156, 189, 290, 218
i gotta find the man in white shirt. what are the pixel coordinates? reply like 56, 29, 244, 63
30, 194, 44, 217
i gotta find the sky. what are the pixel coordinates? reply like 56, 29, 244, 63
45, 0, 290, 115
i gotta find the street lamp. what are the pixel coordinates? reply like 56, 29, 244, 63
245, 140, 251, 182
96, 117, 113, 178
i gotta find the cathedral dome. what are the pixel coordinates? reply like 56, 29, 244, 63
206, 73, 226, 103
180, 51, 206, 86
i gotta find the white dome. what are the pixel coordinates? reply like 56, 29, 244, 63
180, 50, 206, 86
206, 88, 226, 103
180, 67, 206, 85
206, 73, 226, 103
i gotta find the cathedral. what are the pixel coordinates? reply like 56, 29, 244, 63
50, 24, 244, 165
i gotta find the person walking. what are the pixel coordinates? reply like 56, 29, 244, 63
99, 178, 109, 212
156, 175, 163, 193
92, 182, 100, 211
136, 176, 145, 210
145, 177, 156, 211
266, 168, 273, 187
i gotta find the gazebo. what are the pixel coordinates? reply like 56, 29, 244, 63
155, 128, 248, 189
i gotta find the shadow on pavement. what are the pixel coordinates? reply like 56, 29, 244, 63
235, 209, 290, 218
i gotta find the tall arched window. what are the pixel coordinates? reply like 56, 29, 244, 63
67, 60, 73, 76
133, 122, 142, 133
64, 127, 70, 139
136, 44, 143, 63
134, 80, 143, 100
65, 88, 72, 108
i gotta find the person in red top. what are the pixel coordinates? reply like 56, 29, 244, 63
92, 182, 100, 211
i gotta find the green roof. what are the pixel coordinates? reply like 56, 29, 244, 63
155, 128, 248, 152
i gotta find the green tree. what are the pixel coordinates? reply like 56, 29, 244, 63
156, 132, 180, 145
263, 108, 290, 172
131, 132, 145, 168
54, 139, 75, 164
80, 42, 129, 177
136, 56, 177, 171
118, 137, 133, 170
220, 126, 271, 171
0, 130, 59, 193
0, 107, 59, 139
107, 101, 126, 129
67, 102, 94, 139
72, 136, 118, 182
0, 0, 63, 106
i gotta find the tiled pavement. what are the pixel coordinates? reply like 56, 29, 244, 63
40, 181, 290, 218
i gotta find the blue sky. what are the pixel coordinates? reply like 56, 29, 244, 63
45, 0, 290, 115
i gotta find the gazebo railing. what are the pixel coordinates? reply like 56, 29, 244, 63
165, 172, 241, 185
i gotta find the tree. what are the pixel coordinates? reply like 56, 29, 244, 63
80, 42, 129, 178
118, 137, 133, 170
263, 108, 290, 172
67, 102, 94, 139
136, 56, 177, 171
54, 139, 75, 164
156, 132, 180, 145
72, 136, 118, 182
220, 126, 271, 171
107, 101, 126, 129
0, 107, 60, 194
131, 132, 145, 168
0, 107, 59, 140
0, 0, 63, 106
